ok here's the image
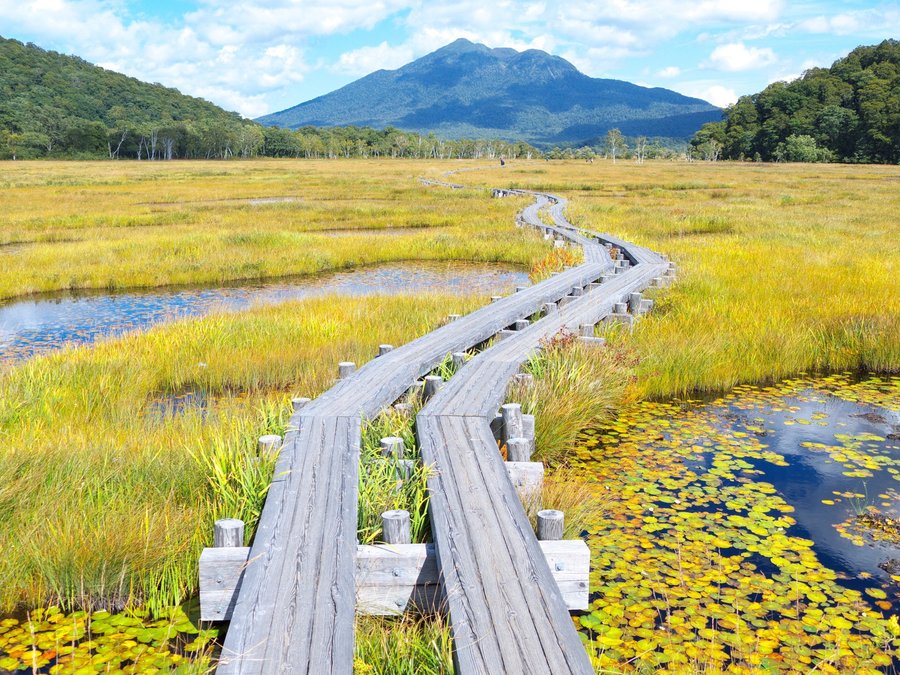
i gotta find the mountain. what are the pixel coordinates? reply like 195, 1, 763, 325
692, 39, 899, 163
0, 35, 245, 158
259, 39, 721, 145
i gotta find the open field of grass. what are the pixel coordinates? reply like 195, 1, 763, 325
463, 160, 899, 398
0, 160, 542, 299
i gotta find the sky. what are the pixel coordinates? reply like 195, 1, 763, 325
0, 0, 896, 118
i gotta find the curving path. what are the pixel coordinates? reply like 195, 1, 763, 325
218, 172, 670, 674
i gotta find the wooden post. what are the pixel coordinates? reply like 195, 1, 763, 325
507, 437, 531, 462
571, 286, 583, 297
491, 295, 503, 303
380, 437, 404, 459
258, 434, 282, 457
600, 274, 614, 283
514, 319, 530, 331
537, 510, 564, 541
523, 413, 536, 456
628, 292, 642, 314
338, 361, 356, 379
613, 302, 627, 314
291, 397, 311, 412
498, 329, 516, 341
579, 323, 594, 337
378, 344, 394, 357
382, 510, 411, 545
394, 402, 414, 418
452, 352, 466, 370
501, 403, 524, 443
542, 302, 557, 316
423, 375, 443, 400
447, 314, 462, 322
214, 519, 245, 548
515, 286, 528, 293
512, 373, 534, 388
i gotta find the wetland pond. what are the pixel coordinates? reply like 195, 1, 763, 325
0, 261, 528, 364
1, 374, 897, 672
576, 373, 899, 671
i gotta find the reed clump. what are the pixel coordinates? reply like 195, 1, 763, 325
508, 332, 636, 465
354, 614, 453, 675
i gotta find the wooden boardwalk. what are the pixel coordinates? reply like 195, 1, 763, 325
218, 175, 669, 674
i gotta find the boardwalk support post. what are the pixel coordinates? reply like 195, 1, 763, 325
537, 510, 564, 541
257, 435, 282, 457
338, 361, 356, 379
214, 519, 245, 548
378, 344, 394, 356
501, 403, 524, 443
380, 437, 405, 459
382, 510, 411, 545
423, 375, 443, 400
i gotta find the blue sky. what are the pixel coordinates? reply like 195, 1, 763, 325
0, 1, 896, 118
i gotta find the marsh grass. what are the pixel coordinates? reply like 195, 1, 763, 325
0, 160, 545, 300
481, 161, 899, 399
0, 293, 484, 613
509, 332, 636, 465
354, 614, 454, 674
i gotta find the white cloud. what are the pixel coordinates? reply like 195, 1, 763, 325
708, 42, 777, 72
678, 83, 738, 107
334, 41, 415, 76
657, 66, 681, 78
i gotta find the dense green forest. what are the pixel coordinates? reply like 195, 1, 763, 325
0, 36, 540, 160
691, 40, 899, 163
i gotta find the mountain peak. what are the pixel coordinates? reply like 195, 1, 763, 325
259, 40, 721, 145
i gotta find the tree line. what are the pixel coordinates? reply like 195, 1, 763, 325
690, 40, 899, 163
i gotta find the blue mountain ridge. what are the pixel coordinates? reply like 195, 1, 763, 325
259, 38, 722, 145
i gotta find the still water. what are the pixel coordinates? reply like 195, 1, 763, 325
0, 262, 528, 364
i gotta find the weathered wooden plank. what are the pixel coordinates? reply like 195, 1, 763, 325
218, 415, 359, 674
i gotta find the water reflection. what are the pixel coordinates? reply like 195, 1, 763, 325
0, 262, 528, 364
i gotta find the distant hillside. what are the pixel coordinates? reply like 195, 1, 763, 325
692, 40, 899, 163
259, 39, 721, 145
0, 36, 245, 158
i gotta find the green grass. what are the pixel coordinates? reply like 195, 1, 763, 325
354, 614, 453, 675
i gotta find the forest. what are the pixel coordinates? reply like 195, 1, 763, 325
691, 40, 899, 163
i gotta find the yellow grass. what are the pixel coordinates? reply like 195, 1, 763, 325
0, 160, 542, 299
